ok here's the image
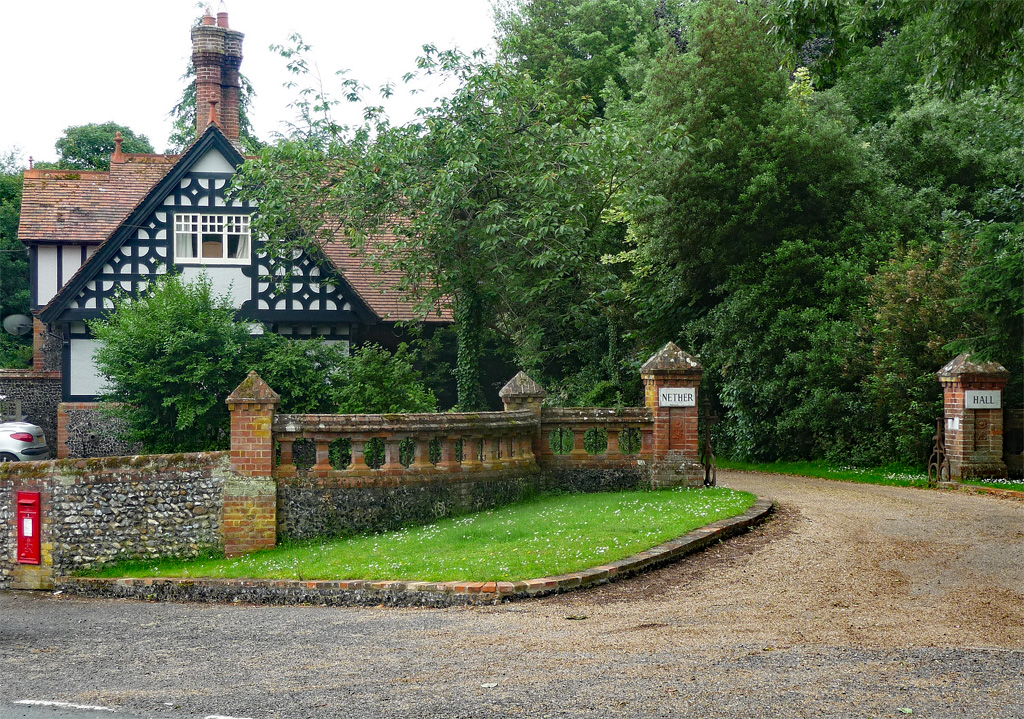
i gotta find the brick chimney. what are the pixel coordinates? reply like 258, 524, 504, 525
191, 2, 244, 141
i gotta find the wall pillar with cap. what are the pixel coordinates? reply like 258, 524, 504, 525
499, 371, 545, 462
223, 371, 279, 556
937, 354, 1010, 480
641, 342, 704, 488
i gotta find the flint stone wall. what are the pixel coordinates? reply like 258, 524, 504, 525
58, 403, 141, 459
0, 370, 61, 453
1, 452, 228, 589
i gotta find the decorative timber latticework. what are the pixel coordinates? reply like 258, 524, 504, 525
251, 248, 359, 320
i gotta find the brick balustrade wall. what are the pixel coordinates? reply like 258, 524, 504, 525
1, 359, 693, 583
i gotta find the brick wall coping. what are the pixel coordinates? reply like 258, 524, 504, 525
273, 409, 538, 436
0, 451, 227, 481
52, 497, 774, 607
541, 407, 653, 425
0, 370, 61, 380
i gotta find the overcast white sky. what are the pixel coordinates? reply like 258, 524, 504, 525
0, 0, 498, 163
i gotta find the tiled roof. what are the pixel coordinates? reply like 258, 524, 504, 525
18, 156, 177, 245
322, 233, 452, 323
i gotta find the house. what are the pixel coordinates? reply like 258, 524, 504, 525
19, 7, 447, 407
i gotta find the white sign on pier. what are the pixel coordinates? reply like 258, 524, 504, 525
659, 387, 696, 407
965, 390, 1001, 410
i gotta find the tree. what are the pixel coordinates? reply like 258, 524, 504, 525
0, 150, 28, 320
235, 45, 648, 410
332, 343, 437, 414
495, 0, 663, 113
767, 0, 1024, 97
50, 122, 154, 171
91, 274, 251, 453
0, 149, 30, 368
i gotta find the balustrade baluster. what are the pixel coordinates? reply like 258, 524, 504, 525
483, 436, 501, 470
641, 426, 654, 457
607, 429, 621, 459
384, 437, 403, 473
277, 439, 295, 474
462, 436, 483, 470
411, 435, 435, 472
314, 438, 331, 472
350, 435, 370, 473
437, 436, 461, 472
570, 426, 588, 459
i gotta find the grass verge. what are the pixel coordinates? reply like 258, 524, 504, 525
82, 487, 757, 583
959, 478, 1024, 492
716, 458, 930, 488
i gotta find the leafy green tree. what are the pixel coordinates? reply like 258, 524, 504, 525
0, 149, 30, 368
0, 150, 28, 320
626, 0, 898, 460
768, 0, 1024, 97
91, 274, 251, 452
241, 332, 349, 414
333, 343, 437, 414
495, 0, 662, 113
48, 123, 154, 171
236, 45, 647, 410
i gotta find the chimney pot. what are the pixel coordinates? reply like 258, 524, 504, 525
112, 131, 125, 164
202, 4, 215, 25
217, 0, 229, 28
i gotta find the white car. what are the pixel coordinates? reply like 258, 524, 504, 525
0, 421, 50, 462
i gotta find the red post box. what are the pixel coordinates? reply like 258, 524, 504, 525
17, 492, 41, 565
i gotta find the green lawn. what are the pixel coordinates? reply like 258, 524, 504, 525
716, 458, 930, 487
83, 487, 757, 583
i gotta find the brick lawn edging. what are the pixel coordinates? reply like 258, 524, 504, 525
53, 497, 774, 607
941, 482, 1024, 502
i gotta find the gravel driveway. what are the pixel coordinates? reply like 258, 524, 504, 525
1, 471, 1021, 718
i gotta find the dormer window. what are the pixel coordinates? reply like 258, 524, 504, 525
174, 213, 250, 264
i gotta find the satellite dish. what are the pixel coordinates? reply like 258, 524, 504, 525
2, 314, 33, 337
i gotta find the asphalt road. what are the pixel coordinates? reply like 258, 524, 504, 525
1, 472, 1021, 719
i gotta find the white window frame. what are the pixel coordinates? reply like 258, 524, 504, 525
174, 213, 251, 265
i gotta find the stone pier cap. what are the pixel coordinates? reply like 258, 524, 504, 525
640, 342, 703, 376
937, 353, 1009, 382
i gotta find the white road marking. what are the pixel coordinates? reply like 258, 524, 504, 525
204, 715, 255, 719
15, 700, 117, 712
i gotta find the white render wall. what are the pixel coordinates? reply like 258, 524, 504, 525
179, 266, 250, 308
69, 339, 109, 398
37, 246, 59, 305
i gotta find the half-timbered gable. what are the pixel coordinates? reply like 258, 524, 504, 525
36, 127, 381, 400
